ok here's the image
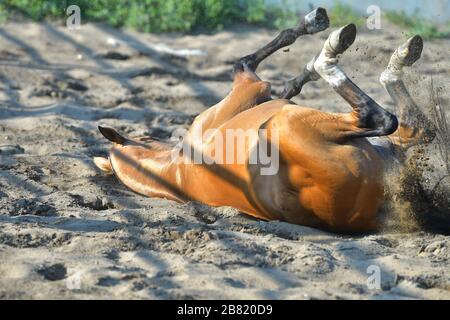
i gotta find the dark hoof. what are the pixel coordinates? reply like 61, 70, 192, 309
304, 7, 330, 34
398, 35, 423, 66
329, 24, 357, 54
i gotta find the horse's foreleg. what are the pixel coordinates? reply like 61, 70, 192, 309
234, 8, 329, 73
280, 54, 320, 99
188, 8, 330, 140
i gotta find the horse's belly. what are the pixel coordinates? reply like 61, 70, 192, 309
247, 140, 385, 231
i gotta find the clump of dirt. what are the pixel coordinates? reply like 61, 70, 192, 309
36, 263, 67, 281
382, 166, 421, 233
0, 198, 57, 217
385, 147, 433, 232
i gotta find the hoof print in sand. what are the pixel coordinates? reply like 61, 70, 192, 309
37, 263, 67, 281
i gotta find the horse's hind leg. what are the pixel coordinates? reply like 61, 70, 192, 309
380, 36, 435, 148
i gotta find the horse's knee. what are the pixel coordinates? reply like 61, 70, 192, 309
232, 67, 261, 87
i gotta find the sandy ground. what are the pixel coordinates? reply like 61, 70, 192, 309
0, 20, 449, 299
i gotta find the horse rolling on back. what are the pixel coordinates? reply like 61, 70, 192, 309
94, 8, 433, 233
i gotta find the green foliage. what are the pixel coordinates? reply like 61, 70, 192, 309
1, 0, 447, 38
385, 10, 449, 39
328, 1, 365, 27
123, 0, 196, 32
1, 0, 64, 20
0, 5, 8, 24
267, 0, 366, 30
245, 0, 266, 24
265, 0, 298, 30
0, 0, 269, 32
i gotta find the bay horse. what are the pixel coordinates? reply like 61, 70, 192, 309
94, 8, 431, 232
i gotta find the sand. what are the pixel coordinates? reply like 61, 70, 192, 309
0, 20, 449, 299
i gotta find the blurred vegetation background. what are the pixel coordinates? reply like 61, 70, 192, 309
0, 0, 448, 39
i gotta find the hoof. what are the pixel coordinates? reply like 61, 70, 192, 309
304, 7, 330, 34
329, 24, 357, 54
397, 35, 423, 66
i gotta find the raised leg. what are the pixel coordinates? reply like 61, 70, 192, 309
234, 7, 329, 73
380, 35, 435, 148
187, 65, 272, 143
280, 55, 320, 99
310, 24, 398, 138
188, 8, 330, 141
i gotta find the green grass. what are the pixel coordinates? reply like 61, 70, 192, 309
0, 0, 366, 32
0, 0, 268, 32
263, 0, 300, 30
0, 0, 448, 37
268, 0, 365, 30
385, 10, 450, 39
328, 1, 365, 28
0, 10, 8, 24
